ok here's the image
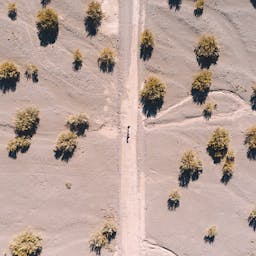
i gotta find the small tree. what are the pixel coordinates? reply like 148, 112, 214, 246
191, 70, 212, 104
101, 219, 117, 242
207, 127, 229, 163
204, 226, 217, 243
245, 126, 256, 159
203, 102, 217, 119
167, 190, 180, 210
85, 0, 103, 36
66, 113, 89, 136
221, 151, 235, 184
194, 35, 220, 68
9, 230, 42, 256
140, 29, 154, 60
25, 64, 39, 83
54, 131, 78, 161
89, 232, 107, 255
98, 48, 115, 73
73, 49, 83, 71
248, 208, 256, 231
7, 137, 31, 159
14, 107, 40, 137
8, 3, 17, 20
0, 61, 20, 92
179, 150, 203, 187
194, 0, 204, 16
36, 8, 59, 46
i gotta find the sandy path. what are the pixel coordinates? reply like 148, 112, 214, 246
119, 0, 142, 255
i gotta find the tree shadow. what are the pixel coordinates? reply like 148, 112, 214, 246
207, 146, 227, 164
194, 8, 203, 17
8, 11, 17, 21
247, 148, 256, 160
251, 0, 256, 8
203, 109, 212, 120
140, 46, 153, 61
37, 27, 59, 47
191, 88, 209, 104
98, 61, 115, 73
221, 172, 232, 185
195, 55, 218, 69
72, 60, 82, 71
25, 71, 39, 83
15, 122, 39, 138
0, 78, 19, 93
90, 245, 102, 256
41, 0, 51, 7
178, 169, 202, 187
84, 17, 99, 36
204, 235, 215, 244
70, 123, 89, 137
8, 143, 30, 159
167, 198, 180, 211
248, 216, 256, 231
168, 0, 182, 11
250, 94, 256, 110
141, 97, 163, 118
54, 149, 75, 162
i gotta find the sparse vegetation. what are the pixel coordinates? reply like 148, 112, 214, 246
194, 0, 204, 16
14, 107, 40, 137
67, 113, 89, 136
207, 127, 229, 163
245, 126, 256, 159
54, 131, 78, 161
98, 48, 115, 73
0, 61, 20, 92
248, 208, 256, 231
85, 0, 104, 36
36, 8, 59, 46
221, 150, 235, 184
89, 232, 107, 255
7, 137, 31, 158
204, 226, 217, 243
191, 70, 212, 104
25, 64, 39, 83
203, 102, 217, 119
194, 35, 220, 68
101, 219, 117, 242
140, 29, 154, 60
179, 150, 203, 187
8, 3, 17, 20
73, 49, 83, 71
9, 230, 42, 256
167, 190, 180, 210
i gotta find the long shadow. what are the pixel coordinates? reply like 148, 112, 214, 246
41, 0, 51, 7
8, 11, 17, 21
207, 146, 227, 164
37, 27, 59, 47
0, 78, 19, 93
195, 55, 219, 69
221, 172, 232, 185
72, 60, 82, 71
15, 121, 40, 138
167, 198, 180, 211
204, 235, 215, 244
98, 61, 115, 73
191, 88, 209, 104
248, 216, 256, 231
178, 169, 202, 187
251, 0, 256, 8
54, 149, 76, 162
70, 123, 89, 136
194, 8, 203, 17
141, 98, 163, 118
8, 145, 30, 159
140, 46, 153, 61
168, 0, 182, 11
84, 17, 100, 36
250, 94, 256, 110
247, 148, 256, 160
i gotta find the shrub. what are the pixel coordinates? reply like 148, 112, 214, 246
7, 137, 31, 158
204, 226, 217, 243
65, 182, 72, 189
73, 49, 83, 71
101, 219, 117, 242
245, 126, 256, 159
54, 131, 78, 161
248, 208, 256, 231
250, 84, 256, 110
140, 29, 154, 60
194, 0, 204, 16
25, 64, 38, 83
85, 0, 103, 36
203, 102, 217, 119
194, 35, 220, 68
191, 70, 212, 104
98, 48, 115, 73
179, 150, 203, 187
0, 61, 20, 92
167, 190, 180, 210
8, 3, 17, 20
89, 232, 107, 255
221, 151, 235, 184
9, 230, 42, 256
14, 107, 40, 137
207, 127, 229, 163
36, 8, 59, 46
66, 113, 89, 136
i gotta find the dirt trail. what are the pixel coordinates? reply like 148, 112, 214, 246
119, 0, 142, 255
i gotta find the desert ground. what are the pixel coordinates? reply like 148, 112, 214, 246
0, 0, 255, 256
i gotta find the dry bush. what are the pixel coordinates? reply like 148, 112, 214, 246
207, 127, 229, 163
54, 131, 78, 161
85, 0, 103, 36
66, 113, 89, 136
221, 151, 235, 184
9, 230, 42, 256
25, 64, 38, 83
191, 70, 212, 104
248, 208, 256, 231
179, 150, 203, 187
194, 0, 204, 16
203, 102, 217, 119
73, 49, 83, 71
194, 35, 220, 68
0, 61, 20, 92
98, 48, 115, 73
204, 226, 217, 243
7, 137, 31, 158
167, 190, 180, 210
14, 107, 40, 137
140, 29, 154, 60
245, 126, 256, 159
89, 232, 107, 255
8, 3, 17, 20
101, 219, 117, 242
36, 8, 59, 46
